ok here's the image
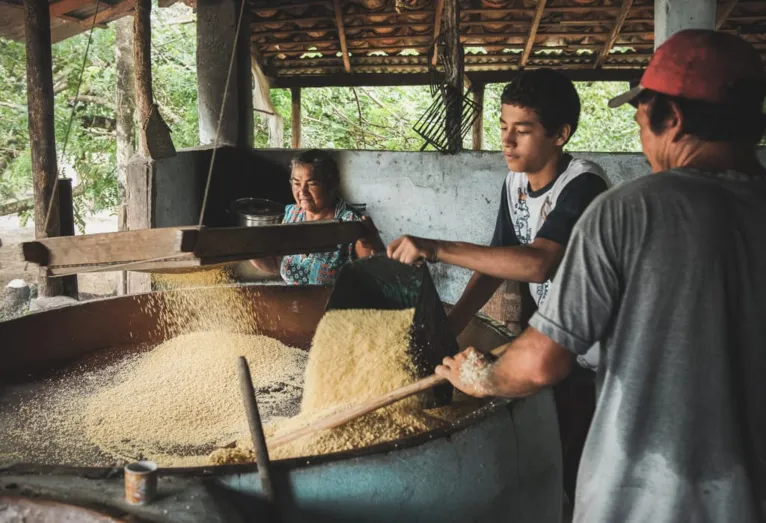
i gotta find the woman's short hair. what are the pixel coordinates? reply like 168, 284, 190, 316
291, 149, 340, 191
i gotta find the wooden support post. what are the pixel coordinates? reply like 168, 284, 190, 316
472, 82, 484, 151
521, 0, 547, 67
130, 0, 154, 293
23, 0, 63, 297
595, 0, 634, 69
291, 87, 302, 149
654, 0, 715, 49
443, 0, 462, 153
126, 158, 153, 294
134, 0, 152, 157
333, 0, 351, 73
115, 16, 136, 296
57, 178, 79, 299
197, 0, 253, 147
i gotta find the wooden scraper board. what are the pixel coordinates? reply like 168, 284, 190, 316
17, 221, 366, 276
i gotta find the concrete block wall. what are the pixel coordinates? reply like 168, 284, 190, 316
150, 147, 766, 330
251, 149, 650, 305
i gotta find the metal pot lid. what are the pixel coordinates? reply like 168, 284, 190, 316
230, 198, 284, 217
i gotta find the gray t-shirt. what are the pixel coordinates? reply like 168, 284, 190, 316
530, 168, 766, 523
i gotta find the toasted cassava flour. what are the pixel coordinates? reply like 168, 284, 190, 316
3, 277, 484, 467
213, 308, 469, 462
82, 331, 307, 465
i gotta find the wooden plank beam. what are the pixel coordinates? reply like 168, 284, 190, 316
520, 0, 547, 67
80, 0, 136, 28
268, 68, 641, 88
193, 221, 365, 259
594, 0, 634, 69
716, 0, 738, 29
21, 228, 197, 266
333, 0, 351, 73
256, 35, 428, 47
2, 1, 108, 28
291, 87, 301, 148
255, 30, 655, 47
461, 6, 619, 15
49, 0, 86, 18
253, 21, 436, 38
253, 0, 329, 15
23, 0, 64, 297
252, 9, 437, 29
32, 221, 366, 275
267, 54, 654, 74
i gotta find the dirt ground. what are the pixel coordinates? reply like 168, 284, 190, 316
0, 212, 119, 298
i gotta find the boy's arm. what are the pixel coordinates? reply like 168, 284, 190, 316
388, 236, 565, 283
389, 173, 608, 282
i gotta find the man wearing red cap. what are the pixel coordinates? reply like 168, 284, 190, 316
435, 30, 766, 522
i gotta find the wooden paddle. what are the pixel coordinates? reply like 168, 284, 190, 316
268, 345, 505, 451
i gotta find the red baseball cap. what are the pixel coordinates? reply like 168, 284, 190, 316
609, 29, 765, 108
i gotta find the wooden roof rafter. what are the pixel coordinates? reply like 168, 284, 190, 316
594, 0, 635, 69
520, 0, 547, 68
82, 0, 136, 28
716, 0, 739, 29
49, 0, 88, 18
252, 0, 329, 16
430, 0, 444, 67
332, 0, 351, 72
0, 1, 109, 28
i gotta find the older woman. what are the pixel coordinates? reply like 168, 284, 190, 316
251, 149, 383, 286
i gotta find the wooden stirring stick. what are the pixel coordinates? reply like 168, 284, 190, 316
269, 345, 505, 451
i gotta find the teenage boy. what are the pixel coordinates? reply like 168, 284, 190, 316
388, 69, 608, 346
388, 69, 609, 499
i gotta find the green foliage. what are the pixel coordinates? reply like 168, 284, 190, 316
0, 3, 647, 221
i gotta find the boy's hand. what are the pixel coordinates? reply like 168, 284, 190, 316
387, 235, 439, 265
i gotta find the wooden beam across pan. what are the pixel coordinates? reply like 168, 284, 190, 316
19, 220, 366, 276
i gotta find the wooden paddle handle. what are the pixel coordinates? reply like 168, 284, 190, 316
269, 345, 506, 450
269, 373, 446, 450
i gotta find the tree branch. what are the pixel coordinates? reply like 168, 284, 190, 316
0, 101, 27, 111
0, 184, 86, 217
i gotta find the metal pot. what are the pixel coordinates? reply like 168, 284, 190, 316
230, 198, 284, 227
347, 202, 367, 214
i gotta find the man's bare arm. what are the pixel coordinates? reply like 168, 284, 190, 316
435, 327, 574, 398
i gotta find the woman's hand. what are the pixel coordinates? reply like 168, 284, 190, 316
249, 257, 280, 274
387, 235, 439, 265
356, 216, 385, 257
